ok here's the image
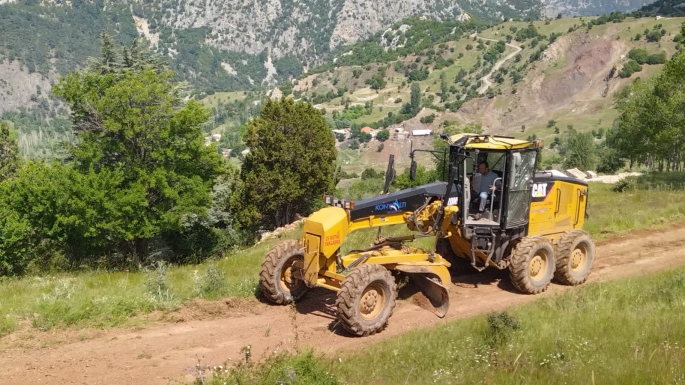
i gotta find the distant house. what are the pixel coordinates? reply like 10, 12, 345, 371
332, 129, 348, 135
412, 129, 433, 136
361, 126, 373, 134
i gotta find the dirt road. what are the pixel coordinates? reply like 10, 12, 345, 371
469, 34, 522, 96
2, 224, 685, 384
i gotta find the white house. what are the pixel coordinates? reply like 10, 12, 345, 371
412, 129, 433, 136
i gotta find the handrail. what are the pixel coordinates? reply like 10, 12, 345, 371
489, 177, 503, 221
554, 188, 561, 216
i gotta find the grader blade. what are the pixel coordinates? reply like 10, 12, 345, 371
394, 264, 451, 318
409, 273, 450, 318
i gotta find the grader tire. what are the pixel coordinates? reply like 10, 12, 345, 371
336, 264, 397, 337
259, 240, 308, 305
554, 230, 595, 286
509, 237, 555, 294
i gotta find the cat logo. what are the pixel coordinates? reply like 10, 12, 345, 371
447, 197, 459, 206
532, 183, 548, 198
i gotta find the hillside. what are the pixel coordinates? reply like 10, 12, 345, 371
278, 15, 684, 173
0, 0, 660, 113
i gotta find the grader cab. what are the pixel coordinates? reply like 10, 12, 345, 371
259, 134, 595, 336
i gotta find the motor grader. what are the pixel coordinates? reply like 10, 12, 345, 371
259, 134, 595, 336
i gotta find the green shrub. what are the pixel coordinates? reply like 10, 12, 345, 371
483, 311, 520, 348
646, 52, 667, 65
613, 176, 637, 192
618, 59, 642, 78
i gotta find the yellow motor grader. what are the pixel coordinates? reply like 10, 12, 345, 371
259, 134, 595, 336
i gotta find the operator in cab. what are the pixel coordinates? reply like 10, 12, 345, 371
472, 161, 500, 219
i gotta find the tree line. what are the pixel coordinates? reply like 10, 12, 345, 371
0, 35, 337, 276
608, 23, 685, 172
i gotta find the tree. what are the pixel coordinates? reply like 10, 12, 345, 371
235, 98, 336, 230
0, 122, 19, 182
647, 52, 667, 65
628, 48, 649, 65
376, 129, 390, 142
366, 73, 387, 90
618, 60, 642, 78
596, 148, 624, 174
440, 72, 449, 102
410, 82, 421, 114
610, 37, 685, 171
420, 114, 436, 124
646, 31, 662, 42
560, 129, 597, 170
51, 34, 225, 261
361, 168, 382, 180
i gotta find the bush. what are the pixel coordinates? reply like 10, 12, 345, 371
420, 114, 436, 124
646, 52, 666, 65
628, 48, 648, 65
646, 30, 662, 43
613, 176, 637, 193
376, 129, 390, 142
191, 262, 228, 299
483, 312, 520, 348
618, 60, 642, 78
596, 149, 624, 174
361, 168, 382, 180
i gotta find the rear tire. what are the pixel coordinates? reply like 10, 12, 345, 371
259, 240, 308, 304
554, 230, 595, 285
336, 264, 397, 337
509, 237, 555, 294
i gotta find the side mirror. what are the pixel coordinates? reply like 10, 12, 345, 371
410, 160, 417, 181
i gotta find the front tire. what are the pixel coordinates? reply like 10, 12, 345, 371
554, 230, 595, 285
259, 240, 308, 304
336, 264, 397, 336
509, 237, 555, 294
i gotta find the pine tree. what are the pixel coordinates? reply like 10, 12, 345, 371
410, 82, 421, 115
234, 98, 337, 230
0, 122, 19, 182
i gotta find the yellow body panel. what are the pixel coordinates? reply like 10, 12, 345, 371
300, 205, 452, 290
528, 179, 587, 241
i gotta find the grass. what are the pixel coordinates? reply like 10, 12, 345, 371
199, 265, 685, 384
0, 232, 301, 335
585, 174, 685, 240
2, 173, 685, 336
199, 91, 247, 108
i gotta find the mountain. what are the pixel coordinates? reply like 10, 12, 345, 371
0, 1, 675, 161
540, 0, 655, 18
633, 0, 685, 16
0, 0, 657, 102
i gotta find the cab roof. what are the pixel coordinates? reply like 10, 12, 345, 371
448, 134, 539, 150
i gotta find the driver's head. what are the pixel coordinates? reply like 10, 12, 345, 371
478, 161, 489, 175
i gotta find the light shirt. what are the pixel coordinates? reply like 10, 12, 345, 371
479, 171, 499, 194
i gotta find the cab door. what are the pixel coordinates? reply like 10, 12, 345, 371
503, 150, 537, 229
